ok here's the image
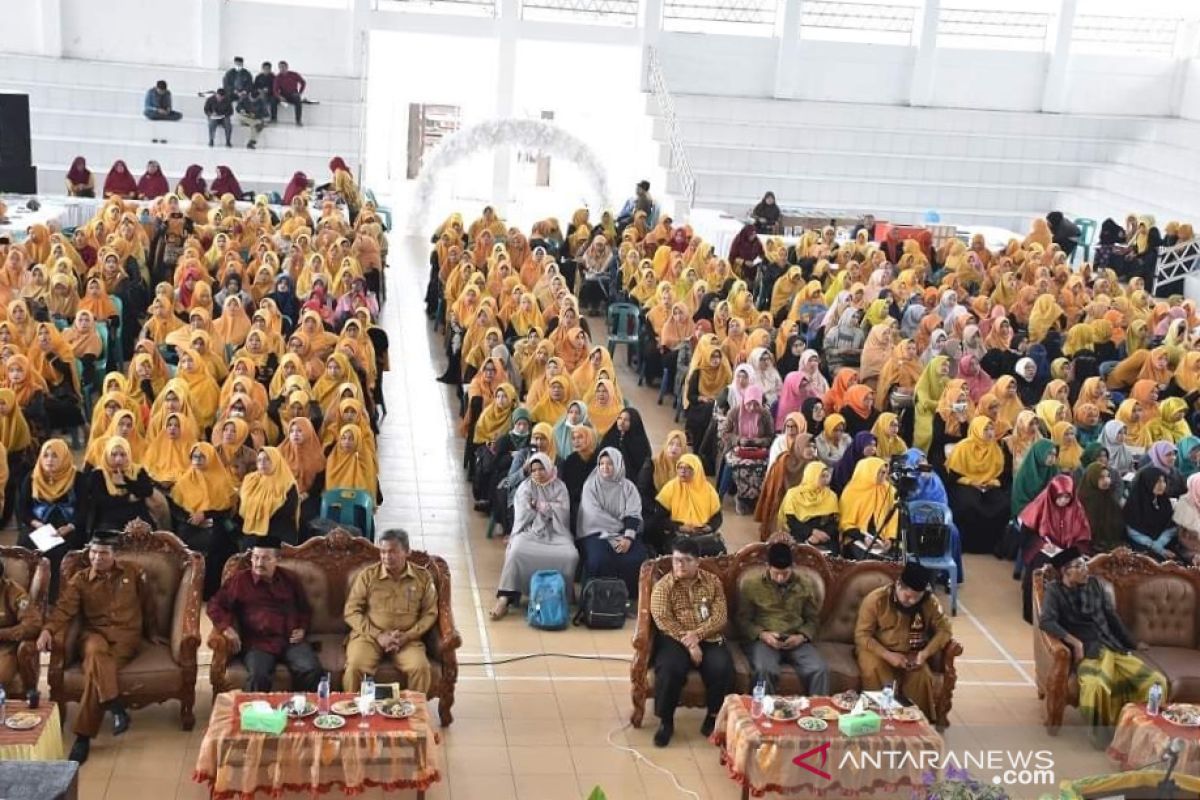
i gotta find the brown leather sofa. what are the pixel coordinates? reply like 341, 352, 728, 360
207, 529, 463, 726
0, 545, 50, 694
49, 520, 204, 730
629, 541, 963, 729
1032, 547, 1200, 734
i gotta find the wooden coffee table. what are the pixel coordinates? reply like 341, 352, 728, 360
1108, 702, 1200, 774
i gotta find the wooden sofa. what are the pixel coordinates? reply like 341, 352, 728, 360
629, 541, 963, 729
207, 529, 463, 726
1033, 547, 1200, 734
50, 520, 204, 730
0, 545, 50, 694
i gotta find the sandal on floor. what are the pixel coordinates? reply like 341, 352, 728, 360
489, 600, 509, 620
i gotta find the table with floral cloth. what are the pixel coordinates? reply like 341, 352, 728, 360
1107, 702, 1200, 773
193, 691, 442, 800
710, 695, 944, 799
0, 701, 64, 762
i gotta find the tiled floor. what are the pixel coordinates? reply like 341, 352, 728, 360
4, 235, 1120, 800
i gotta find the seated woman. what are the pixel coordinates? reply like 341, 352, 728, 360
491, 452, 579, 619
1169, 473, 1200, 566
144, 412, 196, 489
814, 413, 851, 467
683, 338, 731, 457
551, 399, 591, 458
720, 385, 774, 515
1080, 461, 1126, 553
15, 439, 86, 599
65, 156, 95, 197
169, 442, 238, 599
637, 429, 687, 553
598, 407, 652, 482
755, 426, 814, 539
28, 323, 85, 432
654, 453, 724, 556
839, 384, 878, 437
838, 456, 898, 560
929, 379, 971, 475
778, 461, 839, 554
238, 447, 301, 547
656, 302, 695, 398
279, 417, 326, 522
1123, 466, 1179, 561
1016, 474, 1091, 623
325, 424, 381, 504
577, 448, 649, 600
214, 418, 257, 486
85, 436, 155, 533
830, 431, 877, 493
102, 160, 138, 199
558, 425, 597, 529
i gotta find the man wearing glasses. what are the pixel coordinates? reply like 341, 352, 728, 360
648, 537, 733, 747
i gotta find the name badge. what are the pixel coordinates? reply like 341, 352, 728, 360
698, 598, 709, 621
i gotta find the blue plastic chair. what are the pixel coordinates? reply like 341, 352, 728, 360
320, 488, 376, 541
1073, 218, 1097, 264
605, 303, 640, 365
906, 501, 959, 616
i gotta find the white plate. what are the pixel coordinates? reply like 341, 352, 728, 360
313, 714, 346, 730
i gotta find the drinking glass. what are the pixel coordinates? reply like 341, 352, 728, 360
881, 681, 896, 730
356, 694, 372, 729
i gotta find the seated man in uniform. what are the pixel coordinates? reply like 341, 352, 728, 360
648, 536, 733, 747
343, 529, 438, 693
207, 537, 322, 692
853, 562, 952, 722
737, 541, 829, 696
38, 532, 157, 764
0, 558, 42, 693
1038, 547, 1162, 746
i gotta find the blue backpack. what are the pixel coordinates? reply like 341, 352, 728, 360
526, 570, 569, 630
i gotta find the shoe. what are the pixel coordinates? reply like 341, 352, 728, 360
226, 142, 232, 148
296, 121, 303, 127
151, 138, 159, 144
68, 736, 90, 764
653, 721, 673, 747
247, 141, 256, 149
208, 141, 214, 147
700, 714, 716, 737
112, 705, 131, 736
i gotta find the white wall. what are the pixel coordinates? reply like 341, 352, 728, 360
787, 41, 913, 105
657, 33, 775, 97
221, 4, 357, 77
1063, 54, 1177, 116
61, 0, 203, 66
0, 2, 45, 55
1181, 61, 1200, 120
930, 48, 1046, 111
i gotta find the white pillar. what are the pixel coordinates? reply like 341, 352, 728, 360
774, 0, 803, 99
350, 0, 372, 77
1040, 0, 1078, 113
197, 0, 221, 69
40, 0, 62, 58
908, 0, 940, 107
492, 0, 518, 206
1168, 19, 1200, 117
640, 0, 664, 91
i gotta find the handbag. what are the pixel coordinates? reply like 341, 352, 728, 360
733, 446, 769, 460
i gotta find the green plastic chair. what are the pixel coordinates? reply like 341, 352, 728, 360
605, 303, 640, 363
1073, 218, 1096, 264
320, 488, 376, 541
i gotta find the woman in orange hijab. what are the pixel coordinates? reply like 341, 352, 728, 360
279, 416, 327, 520
823, 368, 858, 414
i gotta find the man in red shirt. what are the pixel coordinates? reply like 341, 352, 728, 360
207, 538, 322, 691
273, 60, 307, 127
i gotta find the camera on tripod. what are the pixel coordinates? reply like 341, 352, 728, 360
887, 455, 950, 559
887, 455, 930, 498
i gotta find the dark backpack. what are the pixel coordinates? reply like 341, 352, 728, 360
573, 578, 628, 629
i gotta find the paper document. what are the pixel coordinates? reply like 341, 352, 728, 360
28, 524, 65, 552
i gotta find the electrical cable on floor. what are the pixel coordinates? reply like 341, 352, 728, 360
459, 652, 632, 667
606, 722, 701, 800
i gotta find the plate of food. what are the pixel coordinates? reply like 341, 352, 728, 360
313, 714, 346, 730
1162, 704, 1200, 727
810, 706, 840, 721
375, 699, 416, 719
797, 717, 828, 732
4, 712, 41, 730
330, 699, 360, 716
282, 699, 318, 718
766, 699, 802, 721
832, 691, 859, 711
891, 706, 924, 723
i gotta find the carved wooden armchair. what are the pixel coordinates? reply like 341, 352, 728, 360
207, 529, 463, 726
49, 521, 204, 729
0, 545, 50, 694
629, 542, 963, 729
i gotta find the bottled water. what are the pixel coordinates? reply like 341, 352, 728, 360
361, 675, 376, 717
750, 680, 766, 718
317, 673, 331, 715
1148, 683, 1163, 716
0, 684, 6, 725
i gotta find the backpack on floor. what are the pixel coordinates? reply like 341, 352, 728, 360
573, 578, 628, 630
526, 570, 569, 630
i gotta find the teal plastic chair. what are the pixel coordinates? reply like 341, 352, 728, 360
320, 488, 376, 541
53, 319, 70, 332
95, 321, 111, 375
1073, 218, 1096, 264
605, 303, 640, 364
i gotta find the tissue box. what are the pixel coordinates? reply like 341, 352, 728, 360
837, 710, 881, 737
239, 702, 287, 735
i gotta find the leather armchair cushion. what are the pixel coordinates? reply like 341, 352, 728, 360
120, 552, 183, 638
813, 641, 861, 694
1129, 577, 1197, 649
61, 642, 181, 695
0, 556, 34, 591
819, 571, 891, 645
1144, 646, 1200, 703
277, 560, 343, 636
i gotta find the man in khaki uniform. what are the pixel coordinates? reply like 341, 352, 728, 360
0, 558, 42, 692
343, 529, 437, 693
38, 533, 157, 764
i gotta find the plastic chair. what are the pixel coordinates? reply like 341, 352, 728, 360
53, 319, 70, 332
319, 488, 376, 541
906, 501, 959, 616
95, 321, 111, 375
605, 303, 640, 364
108, 294, 124, 368
1073, 218, 1096, 264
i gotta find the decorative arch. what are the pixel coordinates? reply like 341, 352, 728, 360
408, 118, 612, 233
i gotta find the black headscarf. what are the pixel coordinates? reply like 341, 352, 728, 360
801, 397, 825, 437
752, 192, 781, 226
776, 334, 804, 377
597, 407, 651, 479
1122, 466, 1173, 537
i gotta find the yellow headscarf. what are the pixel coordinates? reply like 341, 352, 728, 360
1151, 396, 1191, 443
171, 442, 237, 514
652, 430, 687, 492
99, 436, 139, 496
239, 447, 298, 537
144, 412, 198, 484
473, 382, 516, 444
32, 438, 76, 501
586, 378, 621, 436
654, 453, 720, 527
777, 462, 838, 526
946, 416, 1005, 486
531, 421, 558, 463
324, 425, 378, 495
870, 413, 908, 460
0, 388, 32, 452
837, 457, 898, 541
1051, 421, 1083, 471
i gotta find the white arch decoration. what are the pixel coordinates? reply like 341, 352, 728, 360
408, 118, 612, 233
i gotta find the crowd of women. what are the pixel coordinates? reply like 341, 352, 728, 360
64, 156, 354, 215
429, 204, 1200, 623
5, 155, 387, 599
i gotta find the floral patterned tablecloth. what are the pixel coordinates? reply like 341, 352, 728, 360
710, 694, 944, 798
193, 691, 442, 799
1107, 702, 1200, 773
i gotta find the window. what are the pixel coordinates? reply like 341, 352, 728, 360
799, 0, 921, 46
230, 0, 350, 7
1071, 0, 1191, 57
376, 0, 497, 18
937, 2, 1053, 52
520, 0, 639, 25
662, 0, 781, 37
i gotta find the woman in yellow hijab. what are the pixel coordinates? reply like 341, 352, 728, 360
176, 347, 221, 431
1115, 398, 1153, 450
145, 411, 199, 486
777, 461, 839, 552
838, 457, 898, 556
1150, 396, 1191, 443
586, 378, 621, 436
325, 425, 380, 502
170, 441, 238, 597
84, 409, 146, 468
239, 447, 300, 543
87, 435, 155, 532
870, 412, 908, 460
654, 453, 722, 538
529, 375, 572, 426
1051, 421, 1083, 471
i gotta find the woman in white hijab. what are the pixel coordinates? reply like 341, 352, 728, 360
577, 447, 648, 599
748, 346, 783, 407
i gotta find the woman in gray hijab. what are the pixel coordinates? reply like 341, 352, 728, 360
491, 452, 579, 619
577, 447, 647, 599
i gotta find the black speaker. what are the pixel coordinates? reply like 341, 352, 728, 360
0, 94, 32, 166
0, 164, 37, 194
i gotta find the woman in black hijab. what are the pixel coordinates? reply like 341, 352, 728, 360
598, 407, 652, 480
776, 334, 805, 378
752, 191, 781, 234
728, 223, 765, 267
801, 397, 826, 438
1123, 466, 1179, 561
